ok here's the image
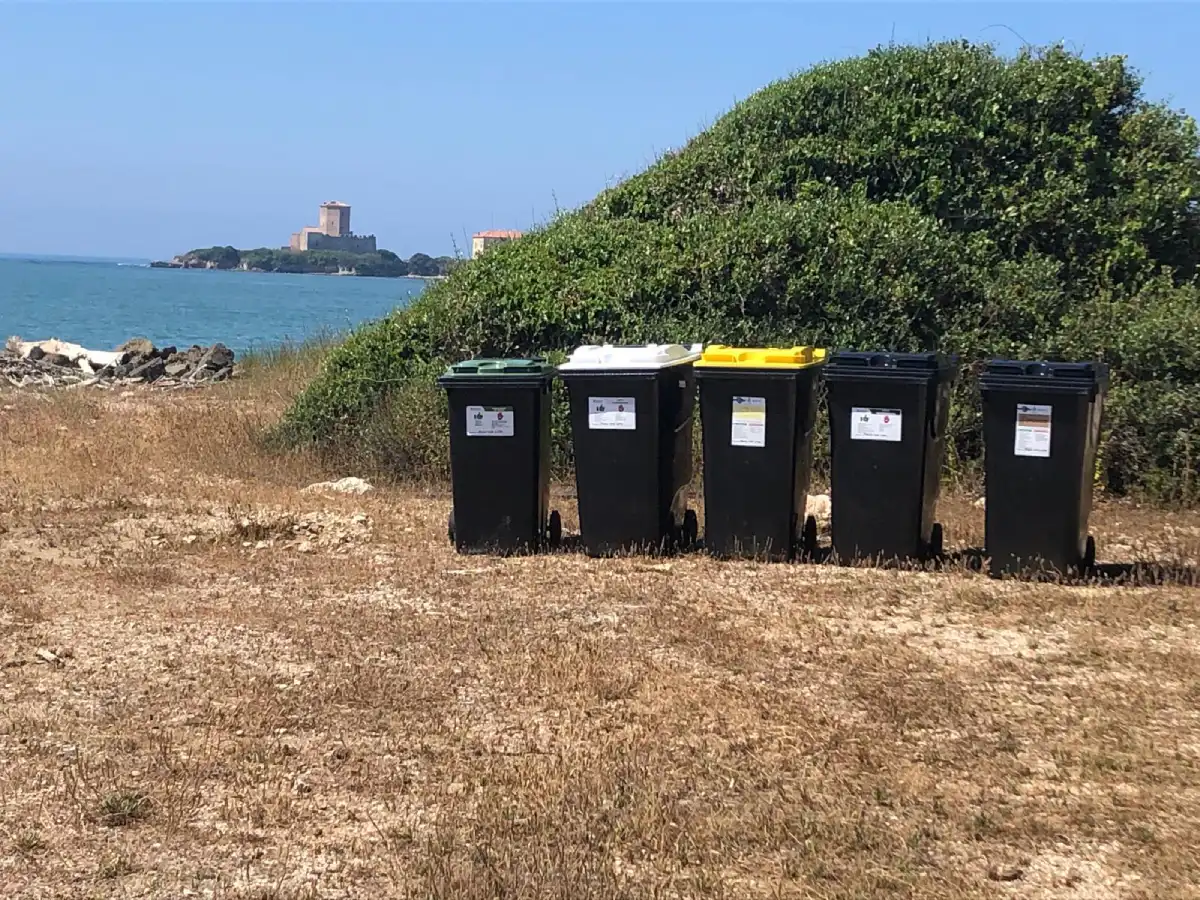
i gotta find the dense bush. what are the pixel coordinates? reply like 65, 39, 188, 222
281, 41, 1200, 502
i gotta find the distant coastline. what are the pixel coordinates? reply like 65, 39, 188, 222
151, 246, 459, 279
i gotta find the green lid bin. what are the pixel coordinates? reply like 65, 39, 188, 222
437, 357, 559, 554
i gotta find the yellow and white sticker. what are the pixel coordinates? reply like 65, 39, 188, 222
731, 396, 766, 447
1014, 403, 1052, 457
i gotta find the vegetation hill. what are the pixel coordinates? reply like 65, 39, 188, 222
281, 42, 1200, 502
155, 246, 459, 278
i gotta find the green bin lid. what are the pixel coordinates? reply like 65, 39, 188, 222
440, 357, 556, 379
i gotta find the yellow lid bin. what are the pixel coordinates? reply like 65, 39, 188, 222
693, 343, 828, 562
695, 345, 828, 370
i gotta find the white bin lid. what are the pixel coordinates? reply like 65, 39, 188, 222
558, 342, 703, 372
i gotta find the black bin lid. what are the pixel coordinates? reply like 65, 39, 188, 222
825, 350, 958, 382
980, 359, 1109, 395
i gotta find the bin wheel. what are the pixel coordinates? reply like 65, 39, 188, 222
1080, 535, 1096, 573
447, 510, 456, 545
930, 523, 944, 559
682, 509, 699, 548
802, 515, 819, 557
547, 510, 563, 549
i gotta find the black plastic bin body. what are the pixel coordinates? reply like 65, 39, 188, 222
825, 351, 958, 562
559, 344, 702, 557
694, 346, 827, 561
980, 360, 1108, 578
437, 358, 556, 554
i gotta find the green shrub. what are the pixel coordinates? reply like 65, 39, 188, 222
280, 41, 1200, 502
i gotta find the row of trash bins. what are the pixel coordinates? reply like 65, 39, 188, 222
438, 343, 1109, 578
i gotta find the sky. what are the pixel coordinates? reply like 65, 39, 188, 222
1, 2, 1198, 260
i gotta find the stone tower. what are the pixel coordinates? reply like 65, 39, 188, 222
318, 202, 351, 237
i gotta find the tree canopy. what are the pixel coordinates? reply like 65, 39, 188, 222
167, 247, 459, 278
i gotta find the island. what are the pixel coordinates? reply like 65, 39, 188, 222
151, 246, 459, 278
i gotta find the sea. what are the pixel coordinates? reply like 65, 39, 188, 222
0, 254, 426, 354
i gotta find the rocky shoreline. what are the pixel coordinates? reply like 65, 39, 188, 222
3, 337, 238, 390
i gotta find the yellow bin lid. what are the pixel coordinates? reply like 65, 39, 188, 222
695, 345, 828, 369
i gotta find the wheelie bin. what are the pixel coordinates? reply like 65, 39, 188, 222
559, 343, 702, 556
980, 359, 1108, 578
437, 357, 560, 554
694, 345, 827, 560
825, 351, 958, 562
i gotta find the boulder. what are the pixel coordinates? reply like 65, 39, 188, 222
27, 346, 45, 362
302, 477, 375, 496
128, 357, 166, 382
44, 353, 73, 367
199, 342, 235, 370
156, 345, 177, 360
164, 361, 191, 378
118, 337, 156, 357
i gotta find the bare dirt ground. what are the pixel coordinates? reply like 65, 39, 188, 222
2, 367, 1198, 899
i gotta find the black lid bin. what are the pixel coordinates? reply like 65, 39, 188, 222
559, 343, 702, 557
980, 359, 1108, 578
694, 345, 828, 561
825, 351, 959, 562
437, 358, 560, 554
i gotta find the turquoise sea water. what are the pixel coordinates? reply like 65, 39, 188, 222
0, 254, 425, 353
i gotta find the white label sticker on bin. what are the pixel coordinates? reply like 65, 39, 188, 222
1014, 403, 1052, 458
851, 408, 902, 442
465, 405, 514, 437
588, 396, 636, 430
731, 396, 766, 447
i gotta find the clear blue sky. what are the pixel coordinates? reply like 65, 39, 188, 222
1, 2, 1197, 259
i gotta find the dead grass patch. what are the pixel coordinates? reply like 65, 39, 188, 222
0, 370, 1198, 897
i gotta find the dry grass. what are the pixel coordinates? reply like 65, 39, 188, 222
2, 362, 1199, 899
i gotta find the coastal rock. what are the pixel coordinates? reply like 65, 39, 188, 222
170, 345, 206, 366
118, 337, 155, 357
2, 336, 238, 390
128, 357, 166, 382
199, 343, 234, 371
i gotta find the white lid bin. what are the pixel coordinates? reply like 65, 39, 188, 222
558, 343, 703, 372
